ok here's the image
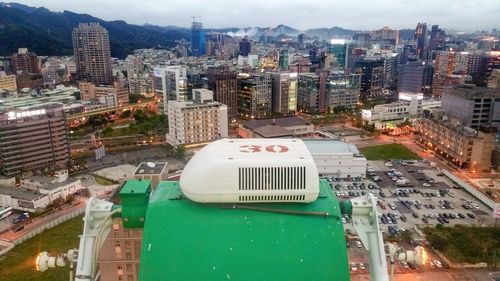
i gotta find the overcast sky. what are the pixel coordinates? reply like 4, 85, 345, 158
12, 0, 500, 32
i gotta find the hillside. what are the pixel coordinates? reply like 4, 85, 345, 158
0, 3, 190, 58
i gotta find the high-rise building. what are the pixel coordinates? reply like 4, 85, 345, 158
191, 21, 206, 57
297, 34, 305, 49
433, 50, 469, 78
297, 71, 329, 114
326, 72, 361, 111
10, 48, 40, 74
238, 74, 272, 119
167, 89, 228, 146
328, 39, 348, 69
278, 49, 289, 70
153, 66, 188, 113
271, 72, 298, 114
415, 23, 428, 60
355, 58, 384, 100
397, 60, 434, 96
0, 105, 71, 176
441, 84, 500, 131
207, 66, 238, 117
372, 27, 399, 45
428, 25, 446, 51
72, 23, 113, 85
239, 38, 251, 57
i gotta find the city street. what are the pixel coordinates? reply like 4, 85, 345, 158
351, 269, 499, 281
0, 197, 86, 242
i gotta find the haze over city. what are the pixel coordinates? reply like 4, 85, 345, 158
10, 0, 500, 31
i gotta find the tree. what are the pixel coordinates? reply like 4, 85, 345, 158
88, 115, 108, 130
174, 145, 186, 160
120, 110, 132, 119
72, 91, 81, 100
134, 109, 146, 123
129, 94, 143, 104
102, 126, 113, 136
427, 231, 449, 251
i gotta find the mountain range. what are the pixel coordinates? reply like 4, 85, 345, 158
0, 2, 415, 59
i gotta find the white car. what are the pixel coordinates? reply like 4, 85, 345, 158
433, 260, 443, 268
385, 162, 393, 167
355, 241, 363, 248
400, 261, 409, 269
351, 263, 358, 271
359, 263, 366, 270
423, 183, 431, 187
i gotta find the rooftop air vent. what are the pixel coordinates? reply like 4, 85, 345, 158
180, 139, 319, 203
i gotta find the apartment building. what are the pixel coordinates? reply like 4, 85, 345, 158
0, 72, 17, 91
167, 89, 228, 146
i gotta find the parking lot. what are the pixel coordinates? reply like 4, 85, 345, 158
325, 159, 495, 274
368, 160, 494, 231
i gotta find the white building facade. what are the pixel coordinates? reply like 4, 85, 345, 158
167, 89, 228, 146
304, 140, 367, 178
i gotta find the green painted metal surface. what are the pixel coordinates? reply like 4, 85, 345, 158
138, 179, 350, 281
119, 179, 151, 228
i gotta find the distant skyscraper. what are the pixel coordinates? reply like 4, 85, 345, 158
10, 48, 39, 74
271, 72, 298, 114
415, 23, 428, 60
239, 38, 251, 57
72, 23, 113, 85
328, 39, 348, 69
397, 60, 434, 96
153, 66, 188, 113
297, 34, 305, 49
355, 58, 384, 100
238, 74, 272, 119
191, 21, 206, 57
278, 49, 289, 70
207, 66, 238, 117
429, 25, 446, 51
372, 27, 399, 45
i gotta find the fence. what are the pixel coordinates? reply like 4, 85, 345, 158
12, 207, 85, 246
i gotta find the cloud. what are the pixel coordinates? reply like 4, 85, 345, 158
13, 0, 499, 32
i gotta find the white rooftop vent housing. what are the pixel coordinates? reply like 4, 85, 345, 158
180, 139, 319, 203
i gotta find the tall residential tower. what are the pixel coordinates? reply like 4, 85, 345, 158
72, 23, 113, 85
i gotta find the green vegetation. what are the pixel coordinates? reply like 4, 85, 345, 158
92, 174, 117, 186
360, 143, 420, 160
101, 110, 168, 138
173, 144, 186, 160
424, 225, 500, 265
0, 216, 83, 281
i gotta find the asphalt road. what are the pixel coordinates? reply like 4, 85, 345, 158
351, 269, 498, 281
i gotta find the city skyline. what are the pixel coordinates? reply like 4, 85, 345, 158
10, 0, 500, 33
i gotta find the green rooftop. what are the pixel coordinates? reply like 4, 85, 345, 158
120, 179, 151, 195
139, 180, 350, 281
